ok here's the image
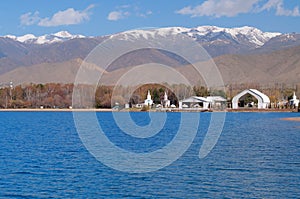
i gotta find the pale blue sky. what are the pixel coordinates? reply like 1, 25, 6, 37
1, 0, 300, 36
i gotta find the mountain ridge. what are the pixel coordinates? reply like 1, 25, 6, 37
1, 44, 299, 86
1, 26, 282, 46
0, 25, 300, 86
3, 31, 86, 45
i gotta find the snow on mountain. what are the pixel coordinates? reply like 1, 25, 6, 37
16, 34, 37, 43
225, 26, 281, 46
2, 26, 282, 47
181, 26, 281, 47
53, 31, 74, 38
3, 31, 85, 45
110, 27, 191, 41
112, 26, 282, 48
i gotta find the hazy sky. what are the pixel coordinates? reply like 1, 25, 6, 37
1, 0, 300, 36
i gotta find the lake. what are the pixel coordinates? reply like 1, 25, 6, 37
0, 112, 299, 198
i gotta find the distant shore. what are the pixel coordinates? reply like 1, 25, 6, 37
0, 108, 299, 113
227, 108, 299, 112
281, 117, 300, 122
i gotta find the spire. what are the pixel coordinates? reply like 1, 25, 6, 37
164, 91, 168, 101
144, 90, 153, 106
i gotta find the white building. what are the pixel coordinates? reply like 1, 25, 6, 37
179, 95, 227, 110
206, 96, 227, 109
179, 96, 210, 109
290, 92, 299, 107
144, 90, 153, 106
232, 89, 270, 109
162, 92, 170, 108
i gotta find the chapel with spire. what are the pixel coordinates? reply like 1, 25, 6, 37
144, 90, 153, 106
162, 91, 170, 108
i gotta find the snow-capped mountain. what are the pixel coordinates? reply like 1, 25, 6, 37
187, 26, 280, 47
4, 31, 85, 44
0, 26, 300, 85
112, 26, 281, 48
1, 25, 299, 76
2, 26, 281, 46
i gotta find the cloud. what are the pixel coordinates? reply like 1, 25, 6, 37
107, 5, 152, 21
107, 11, 130, 21
138, 10, 153, 18
39, 5, 94, 27
260, 0, 300, 16
176, 0, 260, 17
176, 0, 300, 17
20, 11, 40, 26
20, 5, 94, 27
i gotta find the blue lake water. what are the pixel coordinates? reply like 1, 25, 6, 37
0, 112, 299, 198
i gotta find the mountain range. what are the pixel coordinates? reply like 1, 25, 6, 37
0, 26, 300, 86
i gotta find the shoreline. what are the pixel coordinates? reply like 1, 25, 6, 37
281, 117, 300, 122
0, 108, 113, 112
0, 108, 299, 113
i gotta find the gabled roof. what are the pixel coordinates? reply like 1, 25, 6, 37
206, 96, 227, 102
180, 96, 210, 103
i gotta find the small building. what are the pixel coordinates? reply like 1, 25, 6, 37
170, 104, 176, 108
290, 92, 299, 107
179, 95, 227, 110
232, 89, 270, 109
179, 96, 210, 109
206, 96, 227, 110
161, 92, 170, 108
144, 90, 153, 106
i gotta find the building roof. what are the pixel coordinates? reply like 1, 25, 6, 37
232, 89, 270, 103
206, 96, 227, 102
232, 89, 270, 109
180, 96, 210, 103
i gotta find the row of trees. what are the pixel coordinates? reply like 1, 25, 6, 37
0, 82, 298, 109
0, 83, 73, 108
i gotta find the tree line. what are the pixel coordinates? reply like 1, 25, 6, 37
0, 82, 298, 109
